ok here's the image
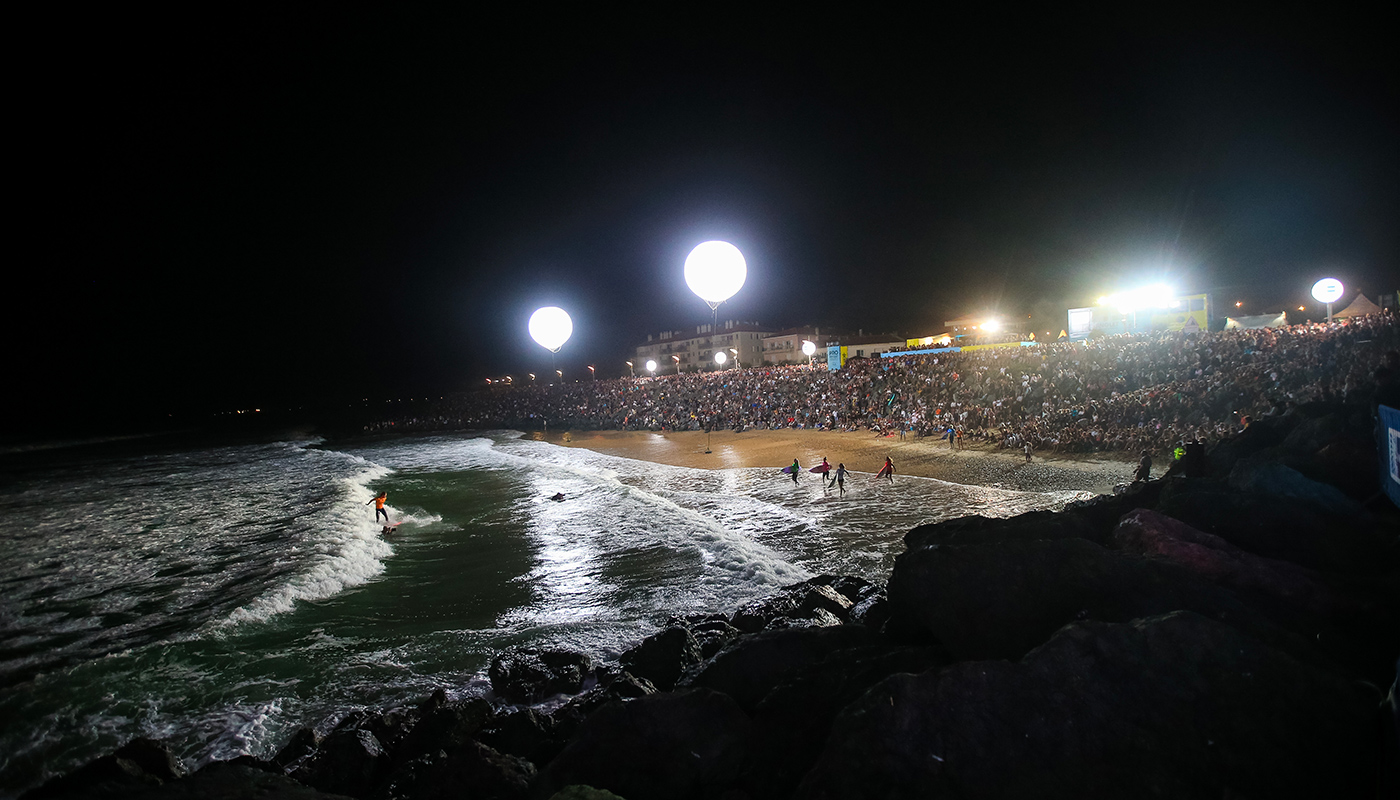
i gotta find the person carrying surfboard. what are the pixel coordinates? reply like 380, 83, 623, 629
367, 491, 389, 523
787, 458, 800, 483
875, 456, 895, 484
833, 463, 847, 494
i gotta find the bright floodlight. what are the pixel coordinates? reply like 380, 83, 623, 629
684, 241, 747, 309
802, 340, 817, 356
1311, 278, 1343, 304
982, 319, 1002, 332
645, 359, 657, 372
528, 307, 572, 353
714, 351, 727, 365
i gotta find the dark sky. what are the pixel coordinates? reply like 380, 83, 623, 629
15, 9, 1397, 426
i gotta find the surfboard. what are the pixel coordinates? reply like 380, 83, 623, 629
809, 464, 831, 474
781, 465, 799, 474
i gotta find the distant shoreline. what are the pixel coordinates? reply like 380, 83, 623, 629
535, 428, 1134, 496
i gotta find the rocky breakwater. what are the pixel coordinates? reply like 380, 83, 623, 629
23, 401, 1400, 799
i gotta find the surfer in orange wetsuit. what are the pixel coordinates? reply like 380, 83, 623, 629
367, 491, 389, 523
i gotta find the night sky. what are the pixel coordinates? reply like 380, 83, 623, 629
15, 10, 1396, 431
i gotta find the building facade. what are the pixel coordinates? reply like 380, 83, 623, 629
633, 320, 772, 373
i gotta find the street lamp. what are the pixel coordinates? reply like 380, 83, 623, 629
802, 340, 816, 368
626, 360, 634, 377
588, 365, 595, 380
671, 355, 681, 374
556, 369, 563, 382
729, 347, 740, 369
1312, 278, 1344, 323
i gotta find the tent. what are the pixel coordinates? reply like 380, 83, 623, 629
1225, 312, 1288, 329
1334, 293, 1382, 318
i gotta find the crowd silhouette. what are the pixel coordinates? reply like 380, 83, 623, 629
363, 313, 1399, 458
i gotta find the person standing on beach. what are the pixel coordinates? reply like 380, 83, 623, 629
789, 458, 801, 484
1133, 450, 1152, 483
367, 491, 389, 523
1023, 442, 1033, 463
832, 463, 847, 494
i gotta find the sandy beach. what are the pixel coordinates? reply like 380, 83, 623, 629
535, 429, 1134, 496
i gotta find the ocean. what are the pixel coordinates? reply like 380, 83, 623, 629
0, 430, 1091, 796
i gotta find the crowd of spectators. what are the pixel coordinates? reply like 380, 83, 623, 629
363, 313, 1399, 458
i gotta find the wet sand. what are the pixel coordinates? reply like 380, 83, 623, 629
534, 429, 1134, 496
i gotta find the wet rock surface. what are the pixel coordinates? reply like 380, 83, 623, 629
31, 402, 1400, 799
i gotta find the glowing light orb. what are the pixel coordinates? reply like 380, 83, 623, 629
1311, 278, 1343, 304
528, 307, 572, 353
982, 319, 1002, 332
802, 340, 817, 356
645, 359, 657, 372
714, 351, 727, 365
684, 241, 747, 309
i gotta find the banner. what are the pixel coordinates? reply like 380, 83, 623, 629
1381, 404, 1400, 509
826, 345, 847, 370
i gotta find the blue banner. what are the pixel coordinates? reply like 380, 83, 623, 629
1381, 404, 1400, 509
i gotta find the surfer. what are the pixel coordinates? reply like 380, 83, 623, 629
789, 458, 800, 483
367, 491, 389, 523
832, 463, 847, 495
876, 456, 895, 484
550, 492, 566, 502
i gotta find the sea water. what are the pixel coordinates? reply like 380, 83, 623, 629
0, 431, 1091, 796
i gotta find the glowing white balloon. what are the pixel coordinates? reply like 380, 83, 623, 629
801, 340, 817, 356
684, 241, 747, 309
714, 351, 727, 366
1311, 278, 1343, 304
528, 307, 572, 353
645, 359, 657, 373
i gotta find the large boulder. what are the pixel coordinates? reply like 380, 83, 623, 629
1228, 457, 1367, 518
489, 649, 595, 704
21, 738, 185, 800
885, 535, 1302, 662
290, 726, 390, 798
619, 625, 703, 691
1155, 479, 1397, 574
532, 689, 750, 800
740, 645, 946, 799
378, 740, 535, 800
680, 625, 885, 712
796, 612, 1378, 799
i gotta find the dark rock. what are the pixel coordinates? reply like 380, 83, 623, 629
885, 535, 1303, 662
848, 590, 890, 630
1228, 457, 1367, 518
392, 697, 493, 767
271, 727, 321, 773
477, 708, 562, 767
1155, 479, 1398, 574
379, 740, 534, 800
792, 584, 853, 621
741, 645, 946, 799
1206, 414, 1292, 478
490, 649, 594, 704
796, 612, 1378, 800
32, 761, 357, 799
532, 688, 750, 800
803, 574, 877, 604
730, 593, 801, 633
21, 738, 184, 800
545, 786, 628, 800
291, 727, 389, 798
605, 671, 659, 699
690, 619, 741, 659
680, 625, 885, 713
619, 626, 703, 691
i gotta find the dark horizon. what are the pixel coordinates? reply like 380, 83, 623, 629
14, 10, 1396, 430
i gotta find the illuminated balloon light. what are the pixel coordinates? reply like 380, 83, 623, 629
528, 307, 573, 353
1311, 278, 1343, 304
645, 359, 657, 372
802, 340, 817, 356
714, 351, 727, 365
684, 241, 747, 309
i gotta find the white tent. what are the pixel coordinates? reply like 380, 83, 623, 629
1334, 294, 1381, 318
1225, 312, 1288, 329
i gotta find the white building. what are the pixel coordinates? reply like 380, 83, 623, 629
633, 321, 772, 373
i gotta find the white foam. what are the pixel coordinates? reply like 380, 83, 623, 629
211, 465, 394, 630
